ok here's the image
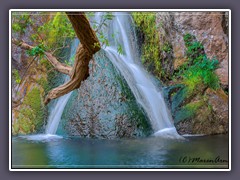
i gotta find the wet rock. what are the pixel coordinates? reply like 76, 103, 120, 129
156, 12, 229, 135
60, 50, 152, 139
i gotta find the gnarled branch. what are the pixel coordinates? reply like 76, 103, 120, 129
44, 12, 101, 104
44, 45, 90, 104
12, 12, 101, 105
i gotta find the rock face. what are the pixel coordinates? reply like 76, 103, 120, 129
156, 12, 229, 87
156, 12, 229, 135
203, 88, 229, 133
59, 50, 152, 139
11, 13, 67, 135
12, 14, 48, 135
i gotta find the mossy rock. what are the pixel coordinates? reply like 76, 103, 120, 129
14, 87, 46, 135
174, 100, 204, 124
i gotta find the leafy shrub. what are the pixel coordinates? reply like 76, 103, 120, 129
181, 33, 220, 94
184, 33, 204, 63
37, 12, 75, 49
26, 43, 46, 57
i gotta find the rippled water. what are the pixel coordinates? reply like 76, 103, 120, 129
12, 135, 229, 169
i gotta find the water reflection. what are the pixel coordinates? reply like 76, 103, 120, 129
12, 135, 229, 169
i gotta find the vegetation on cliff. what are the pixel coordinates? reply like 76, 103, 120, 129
132, 12, 228, 135
132, 12, 162, 77
12, 12, 101, 134
11, 11, 228, 136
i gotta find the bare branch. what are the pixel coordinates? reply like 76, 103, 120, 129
51, 44, 70, 55
12, 38, 72, 76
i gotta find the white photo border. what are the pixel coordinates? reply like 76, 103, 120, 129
9, 9, 231, 171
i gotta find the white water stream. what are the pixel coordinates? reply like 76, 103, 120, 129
45, 39, 79, 135
22, 13, 181, 140
100, 12, 181, 138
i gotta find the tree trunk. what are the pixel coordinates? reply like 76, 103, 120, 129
12, 12, 100, 105
44, 12, 100, 104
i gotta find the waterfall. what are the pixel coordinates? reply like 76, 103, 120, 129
97, 12, 181, 138
45, 39, 79, 135
22, 13, 181, 140
45, 87, 72, 134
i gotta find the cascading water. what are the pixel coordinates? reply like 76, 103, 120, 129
97, 12, 182, 138
45, 39, 79, 135
19, 39, 79, 141
22, 13, 181, 141
45, 81, 72, 134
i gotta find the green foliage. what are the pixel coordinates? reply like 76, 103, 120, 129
12, 122, 20, 134
183, 33, 194, 46
92, 12, 116, 49
93, 42, 101, 49
183, 33, 204, 63
63, 54, 76, 66
86, 12, 95, 18
12, 23, 22, 33
180, 33, 220, 95
12, 69, 21, 84
186, 57, 219, 90
36, 12, 75, 50
23, 88, 44, 125
117, 44, 124, 55
98, 31, 110, 48
90, 12, 124, 55
36, 77, 49, 93
132, 12, 160, 71
162, 43, 172, 53
12, 13, 32, 34
40, 58, 62, 91
186, 41, 204, 62
51, 12, 75, 39
183, 60, 220, 94
26, 43, 46, 57
39, 58, 50, 67
103, 12, 114, 21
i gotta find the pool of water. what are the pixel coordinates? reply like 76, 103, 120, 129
11, 134, 229, 169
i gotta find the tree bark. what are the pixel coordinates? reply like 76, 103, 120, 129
66, 12, 100, 55
12, 12, 101, 105
44, 12, 100, 104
